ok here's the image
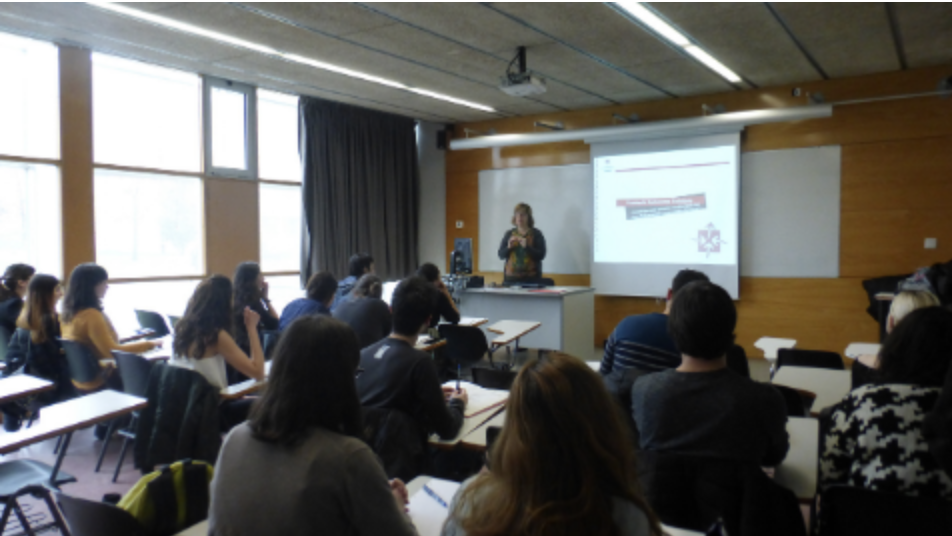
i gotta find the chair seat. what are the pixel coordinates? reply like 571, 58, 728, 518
0, 459, 77, 497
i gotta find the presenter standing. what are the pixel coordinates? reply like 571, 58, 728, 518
498, 202, 547, 284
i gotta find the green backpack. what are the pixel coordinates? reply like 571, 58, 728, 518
118, 459, 214, 536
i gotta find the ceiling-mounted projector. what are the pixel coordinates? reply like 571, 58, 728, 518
499, 46, 547, 97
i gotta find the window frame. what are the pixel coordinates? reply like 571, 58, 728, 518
202, 76, 258, 180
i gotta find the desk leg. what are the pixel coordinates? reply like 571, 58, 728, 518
48, 432, 73, 486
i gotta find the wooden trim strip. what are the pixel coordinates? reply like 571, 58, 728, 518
0, 154, 61, 166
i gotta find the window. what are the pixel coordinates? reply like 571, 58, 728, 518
203, 77, 255, 178
94, 169, 203, 278
0, 161, 62, 276
262, 274, 302, 314
0, 32, 59, 160
257, 90, 300, 182
259, 183, 302, 273
103, 278, 201, 335
93, 54, 201, 172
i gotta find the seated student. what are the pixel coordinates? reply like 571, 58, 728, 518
632, 280, 789, 466
416, 262, 460, 328
209, 315, 416, 536
2, 274, 69, 431
0, 263, 35, 335
232, 262, 279, 355
61, 263, 161, 391
852, 289, 940, 388
332, 274, 392, 349
170, 275, 266, 431
356, 277, 467, 440
331, 252, 374, 311
822, 307, 952, 498
600, 269, 709, 376
278, 271, 336, 331
442, 352, 662, 536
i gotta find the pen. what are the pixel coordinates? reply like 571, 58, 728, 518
423, 484, 448, 508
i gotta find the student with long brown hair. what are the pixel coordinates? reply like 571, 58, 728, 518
442, 352, 662, 536
0, 263, 35, 334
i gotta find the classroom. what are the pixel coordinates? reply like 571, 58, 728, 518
1, 3, 952, 535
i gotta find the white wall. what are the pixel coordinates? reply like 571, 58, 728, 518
416, 121, 447, 271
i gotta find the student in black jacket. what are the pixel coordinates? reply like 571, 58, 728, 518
333, 274, 392, 349
416, 263, 460, 328
356, 277, 468, 440
0, 264, 34, 335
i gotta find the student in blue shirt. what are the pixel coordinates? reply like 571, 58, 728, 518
279, 272, 337, 331
331, 253, 374, 311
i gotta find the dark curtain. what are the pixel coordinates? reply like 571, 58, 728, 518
299, 97, 420, 284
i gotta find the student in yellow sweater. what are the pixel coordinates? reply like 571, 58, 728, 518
61, 263, 161, 391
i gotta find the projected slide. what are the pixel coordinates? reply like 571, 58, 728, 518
593, 145, 738, 265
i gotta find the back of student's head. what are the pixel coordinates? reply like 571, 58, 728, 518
305, 272, 337, 304
352, 274, 383, 299
416, 262, 440, 283
1, 263, 35, 301
174, 275, 233, 359
390, 277, 437, 336
888, 290, 940, 331
671, 269, 709, 296
455, 352, 661, 536
19, 274, 61, 343
877, 307, 952, 387
348, 253, 374, 278
248, 315, 362, 444
668, 280, 736, 360
62, 263, 109, 323
926, 260, 952, 306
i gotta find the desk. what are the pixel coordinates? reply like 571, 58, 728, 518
460, 287, 595, 359
456, 317, 488, 328
430, 406, 505, 449
219, 361, 273, 400
486, 320, 541, 347
174, 521, 207, 536
844, 342, 880, 359
0, 390, 147, 483
775, 416, 819, 503
772, 367, 851, 414
416, 335, 448, 353
754, 337, 797, 363
0, 375, 54, 405
460, 408, 506, 450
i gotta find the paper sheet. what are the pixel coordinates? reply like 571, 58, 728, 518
408, 479, 461, 536
442, 381, 508, 418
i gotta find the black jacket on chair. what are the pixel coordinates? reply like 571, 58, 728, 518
637, 450, 805, 536
134, 365, 221, 473
361, 406, 427, 483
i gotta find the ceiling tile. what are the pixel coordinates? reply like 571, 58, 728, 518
236, 2, 397, 37
620, 57, 734, 97
893, 3, 952, 68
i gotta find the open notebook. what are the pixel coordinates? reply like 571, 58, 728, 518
408, 478, 460, 536
442, 381, 508, 418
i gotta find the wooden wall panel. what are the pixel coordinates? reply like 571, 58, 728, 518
59, 46, 95, 275
204, 178, 259, 277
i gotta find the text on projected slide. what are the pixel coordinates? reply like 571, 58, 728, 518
593, 146, 738, 265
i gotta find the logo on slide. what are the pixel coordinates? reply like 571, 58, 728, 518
694, 223, 727, 257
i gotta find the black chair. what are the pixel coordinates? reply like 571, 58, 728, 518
438, 324, 490, 367
110, 352, 158, 482
0, 460, 76, 535
771, 384, 817, 417
134, 310, 170, 339
776, 348, 844, 371
818, 485, 952, 535
726, 344, 750, 378
59, 339, 103, 389
471, 367, 516, 390
56, 492, 148, 536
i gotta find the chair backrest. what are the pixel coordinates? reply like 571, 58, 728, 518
168, 315, 181, 328
58, 339, 103, 386
819, 485, 952, 536
134, 310, 170, 338
471, 367, 517, 390
725, 344, 750, 378
771, 384, 816, 417
260, 329, 281, 359
776, 348, 844, 370
114, 352, 157, 398
56, 492, 148, 536
361, 406, 426, 482
438, 324, 489, 364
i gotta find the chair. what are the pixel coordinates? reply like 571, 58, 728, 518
0, 460, 76, 535
818, 485, 952, 535
361, 406, 427, 482
726, 344, 750, 378
776, 348, 844, 371
438, 324, 490, 367
59, 339, 103, 389
110, 352, 158, 482
55, 492, 148, 536
261, 329, 281, 359
0, 324, 11, 366
134, 310, 170, 339
471, 367, 516, 390
771, 384, 817, 417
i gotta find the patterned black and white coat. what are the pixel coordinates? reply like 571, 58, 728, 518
820, 383, 952, 498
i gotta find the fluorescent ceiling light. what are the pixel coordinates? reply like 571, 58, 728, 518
614, 2, 742, 84
86, 1, 497, 113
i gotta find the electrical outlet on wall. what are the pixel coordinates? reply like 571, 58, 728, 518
925, 238, 938, 249
456, 220, 464, 229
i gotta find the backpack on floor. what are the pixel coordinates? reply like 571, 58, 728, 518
118, 459, 214, 536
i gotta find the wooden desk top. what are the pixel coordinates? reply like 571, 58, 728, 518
219, 361, 273, 400
459, 409, 506, 450
0, 390, 146, 454
0, 375, 54, 405
430, 406, 505, 449
775, 416, 820, 502
772, 367, 851, 414
486, 320, 542, 346
754, 337, 797, 361
415, 335, 448, 353
456, 317, 488, 327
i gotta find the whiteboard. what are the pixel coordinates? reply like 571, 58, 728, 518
478, 165, 593, 274
740, 146, 840, 277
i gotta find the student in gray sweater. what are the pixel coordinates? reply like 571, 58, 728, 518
209, 315, 417, 536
